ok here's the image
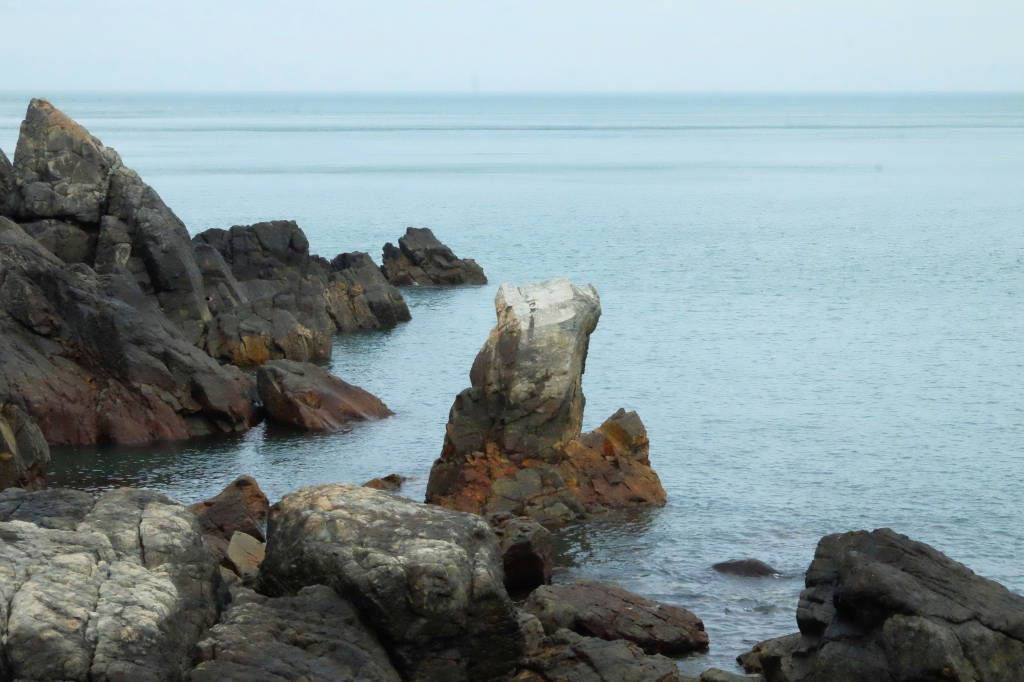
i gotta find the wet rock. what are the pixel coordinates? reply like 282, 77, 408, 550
523, 578, 708, 656
712, 559, 779, 577
363, 473, 408, 490
0, 487, 223, 681
191, 584, 402, 682
257, 483, 524, 682
257, 359, 394, 432
226, 531, 265, 582
0, 218, 258, 445
488, 512, 553, 593
0, 385, 50, 490
738, 528, 1024, 682
426, 278, 666, 525
381, 227, 487, 285
513, 628, 681, 682
194, 222, 410, 365
189, 475, 270, 543
0, 145, 13, 217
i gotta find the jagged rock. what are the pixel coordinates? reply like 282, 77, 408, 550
257, 359, 394, 432
426, 278, 666, 526
189, 475, 270, 543
257, 483, 524, 682
191, 585, 402, 682
194, 222, 410, 365
0, 145, 13, 217
512, 628, 681, 682
363, 473, 407, 490
738, 528, 1024, 682
712, 559, 779, 577
0, 487, 223, 681
523, 578, 708, 656
0, 218, 257, 445
381, 227, 487, 285
488, 512, 553, 593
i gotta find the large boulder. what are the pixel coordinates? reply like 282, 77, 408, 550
488, 512, 553, 593
381, 227, 487, 285
0, 487, 223, 681
738, 528, 1024, 682
257, 359, 394, 431
190, 585, 402, 682
513, 628, 682, 682
523, 578, 708, 656
257, 483, 524, 682
426, 278, 666, 525
195, 222, 410, 365
0, 218, 257, 445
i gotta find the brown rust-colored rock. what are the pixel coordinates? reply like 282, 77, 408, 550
362, 473, 407, 490
189, 475, 270, 542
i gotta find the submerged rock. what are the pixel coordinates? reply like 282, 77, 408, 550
381, 226, 487, 285
257, 359, 394, 431
488, 512, 553, 593
191, 585, 402, 682
0, 218, 257, 445
257, 483, 524, 682
426, 278, 666, 525
513, 628, 682, 682
0, 487, 223, 681
363, 473, 408, 490
738, 528, 1024, 682
712, 558, 779, 577
523, 578, 708, 656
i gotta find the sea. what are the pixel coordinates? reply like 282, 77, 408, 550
1, 93, 1022, 674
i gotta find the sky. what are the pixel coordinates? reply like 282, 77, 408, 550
2, 0, 1022, 92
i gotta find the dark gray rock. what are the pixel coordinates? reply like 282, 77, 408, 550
487, 512, 553, 593
381, 227, 486, 285
0, 145, 12, 217
19, 219, 97, 264
0, 487, 223, 681
738, 529, 1024, 682
0, 391, 50, 490
514, 628, 681, 682
257, 483, 524, 682
190, 585, 402, 682
699, 669, 763, 682
523, 578, 708, 656
712, 559, 779, 577
0, 218, 258, 445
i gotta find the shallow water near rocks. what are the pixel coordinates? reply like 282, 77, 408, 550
2, 93, 1023, 673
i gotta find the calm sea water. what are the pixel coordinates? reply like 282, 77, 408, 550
2, 93, 1023, 673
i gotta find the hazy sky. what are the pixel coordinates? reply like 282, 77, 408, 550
3, 0, 1022, 92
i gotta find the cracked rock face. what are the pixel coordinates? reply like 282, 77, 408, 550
257, 483, 524, 682
739, 528, 1024, 682
0, 487, 223, 681
381, 227, 486, 286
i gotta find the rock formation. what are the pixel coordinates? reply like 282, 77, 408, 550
488, 512, 554, 593
738, 528, 1024, 682
0, 145, 13, 217
257, 483, 524, 682
381, 227, 487, 285
256, 359, 394, 431
0, 487, 223, 680
0, 379, 50, 490
194, 222, 410, 365
0, 218, 257, 445
363, 473, 408, 490
426, 278, 666, 525
514, 628, 683, 682
191, 585, 402, 682
523, 578, 709, 656
190, 475, 270, 543
713, 558, 779, 577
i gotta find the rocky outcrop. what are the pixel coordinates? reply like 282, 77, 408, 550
189, 475, 270, 567
738, 528, 1024, 682
426, 278, 666, 526
381, 227, 487, 285
194, 222, 410, 365
513, 628, 682, 682
0, 379, 50, 490
488, 512, 553, 593
523, 578, 708, 656
0, 487, 223, 681
257, 483, 524, 682
257, 359, 394, 431
0, 218, 258, 445
363, 473, 408, 490
191, 585, 402, 682
0, 145, 13, 217
713, 559, 779, 577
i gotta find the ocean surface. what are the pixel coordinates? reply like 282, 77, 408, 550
2, 93, 1022, 673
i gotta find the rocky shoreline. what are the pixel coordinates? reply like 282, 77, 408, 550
1, 97, 1022, 681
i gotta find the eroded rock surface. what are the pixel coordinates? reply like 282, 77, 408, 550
257, 483, 523, 682
0, 380, 50, 490
381, 227, 486, 286
0, 487, 223, 681
426, 279, 666, 525
257, 359, 394, 431
512, 628, 681, 682
0, 218, 258, 445
488, 512, 553, 593
524, 578, 708, 656
191, 585, 402, 682
738, 529, 1024, 682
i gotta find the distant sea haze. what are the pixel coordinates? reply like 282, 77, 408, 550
3, 92, 1021, 673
